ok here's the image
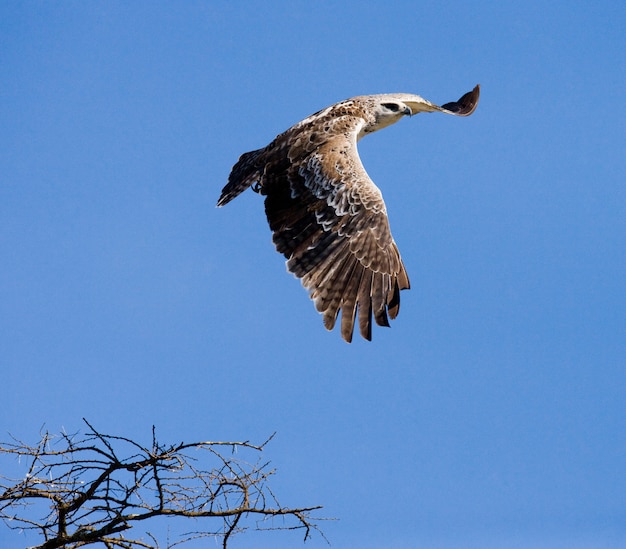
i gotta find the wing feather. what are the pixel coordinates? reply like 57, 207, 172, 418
357, 269, 374, 340
340, 261, 364, 343
263, 117, 410, 342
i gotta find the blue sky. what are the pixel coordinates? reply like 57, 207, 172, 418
1, 2, 625, 548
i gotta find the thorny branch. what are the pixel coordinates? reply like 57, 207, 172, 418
0, 419, 326, 548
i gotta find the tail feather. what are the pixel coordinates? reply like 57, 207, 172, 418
217, 148, 265, 207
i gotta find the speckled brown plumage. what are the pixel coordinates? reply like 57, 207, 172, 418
218, 85, 479, 342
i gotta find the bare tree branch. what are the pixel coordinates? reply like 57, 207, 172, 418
0, 419, 327, 548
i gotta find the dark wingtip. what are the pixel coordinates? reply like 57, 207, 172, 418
440, 84, 480, 116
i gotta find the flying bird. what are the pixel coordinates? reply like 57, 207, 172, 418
217, 85, 480, 342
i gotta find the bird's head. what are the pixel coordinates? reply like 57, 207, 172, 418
361, 95, 415, 135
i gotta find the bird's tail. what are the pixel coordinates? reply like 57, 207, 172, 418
217, 148, 264, 207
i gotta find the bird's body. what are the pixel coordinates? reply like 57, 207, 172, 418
218, 86, 480, 342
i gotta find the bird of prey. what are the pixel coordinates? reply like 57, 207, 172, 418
217, 85, 480, 342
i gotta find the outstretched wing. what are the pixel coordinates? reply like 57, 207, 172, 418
263, 118, 409, 342
440, 85, 480, 116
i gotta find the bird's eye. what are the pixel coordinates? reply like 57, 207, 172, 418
382, 103, 401, 112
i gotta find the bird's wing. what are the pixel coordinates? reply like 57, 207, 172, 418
263, 118, 409, 342
440, 85, 480, 116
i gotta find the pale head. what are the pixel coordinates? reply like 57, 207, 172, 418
355, 93, 436, 137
